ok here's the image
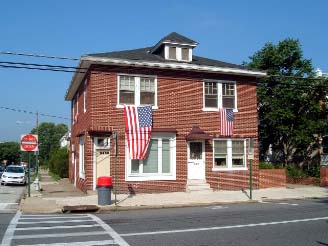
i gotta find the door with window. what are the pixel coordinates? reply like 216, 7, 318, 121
187, 141, 205, 180
95, 137, 110, 180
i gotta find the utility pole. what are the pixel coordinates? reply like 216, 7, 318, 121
35, 111, 39, 175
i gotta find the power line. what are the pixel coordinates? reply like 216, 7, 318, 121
0, 51, 79, 61
0, 106, 70, 121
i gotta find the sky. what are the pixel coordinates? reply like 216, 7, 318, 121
0, 0, 327, 142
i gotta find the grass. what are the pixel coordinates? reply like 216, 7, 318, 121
48, 171, 61, 181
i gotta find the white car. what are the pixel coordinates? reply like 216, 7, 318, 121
1, 165, 26, 185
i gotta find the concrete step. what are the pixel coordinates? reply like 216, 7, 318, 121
186, 180, 213, 192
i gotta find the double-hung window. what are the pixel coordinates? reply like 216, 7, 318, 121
203, 80, 237, 111
213, 139, 246, 170
126, 133, 176, 181
79, 136, 85, 179
118, 75, 157, 107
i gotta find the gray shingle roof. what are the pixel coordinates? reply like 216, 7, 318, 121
157, 32, 198, 45
86, 47, 255, 71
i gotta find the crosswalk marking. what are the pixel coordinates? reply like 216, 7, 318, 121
16, 224, 101, 231
16, 240, 116, 246
3, 213, 130, 246
13, 231, 108, 240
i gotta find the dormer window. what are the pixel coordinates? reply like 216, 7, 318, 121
169, 47, 177, 59
181, 48, 189, 61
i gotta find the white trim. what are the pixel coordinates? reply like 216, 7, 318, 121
117, 74, 158, 107
125, 132, 176, 182
187, 140, 205, 180
203, 80, 238, 111
162, 41, 198, 47
83, 79, 87, 113
82, 56, 267, 76
212, 138, 247, 171
93, 138, 96, 190
79, 136, 85, 179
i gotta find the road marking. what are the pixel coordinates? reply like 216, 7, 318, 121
16, 224, 101, 231
259, 201, 299, 206
1, 210, 22, 246
16, 240, 116, 246
13, 231, 108, 240
120, 216, 328, 237
20, 215, 90, 220
206, 205, 228, 209
17, 219, 93, 224
89, 214, 130, 246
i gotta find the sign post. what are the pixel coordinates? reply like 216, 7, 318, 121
248, 138, 254, 200
21, 134, 38, 197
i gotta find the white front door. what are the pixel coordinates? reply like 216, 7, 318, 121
96, 149, 110, 179
187, 141, 205, 180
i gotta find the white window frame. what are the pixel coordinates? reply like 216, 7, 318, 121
116, 74, 158, 109
164, 45, 192, 62
83, 79, 87, 113
79, 136, 85, 179
212, 138, 247, 171
125, 132, 176, 181
72, 99, 75, 125
203, 80, 238, 112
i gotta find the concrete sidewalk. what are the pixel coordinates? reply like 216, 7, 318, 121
19, 169, 328, 213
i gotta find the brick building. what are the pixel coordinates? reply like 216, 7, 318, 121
65, 32, 266, 193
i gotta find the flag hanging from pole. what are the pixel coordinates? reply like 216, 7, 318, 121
220, 108, 234, 136
124, 105, 153, 160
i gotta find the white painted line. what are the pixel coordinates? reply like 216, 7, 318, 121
20, 215, 89, 220
88, 214, 130, 246
13, 231, 107, 240
207, 205, 228, 210
120, 216, 328, 237
16, 240, 116, 246
16, 224, 101, 231
17, 219, 93, 224
277, 202, 299, 206
21, 214, 88, 218
1, 210, 22, 246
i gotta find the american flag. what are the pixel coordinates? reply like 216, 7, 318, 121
124, 105, 153, 159
220, 108, 234, 136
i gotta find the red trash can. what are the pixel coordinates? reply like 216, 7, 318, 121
96, 176, 112, 205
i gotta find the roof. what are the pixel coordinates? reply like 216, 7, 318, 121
65, 32, 267, 100
185, 126, 212, 141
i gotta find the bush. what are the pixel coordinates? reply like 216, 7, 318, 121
286, 165, 307, 178
259, 162, 274, 169
48, 148, 68, 178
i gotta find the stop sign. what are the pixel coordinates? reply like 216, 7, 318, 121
21, 134, 38, 152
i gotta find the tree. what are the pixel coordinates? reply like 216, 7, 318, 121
30, 122, 68, 166
49, 148, 69, 178
245, 39, 328, 165
0, 142, 20, 164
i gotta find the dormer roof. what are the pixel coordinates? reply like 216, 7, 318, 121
150, 32, 198, 53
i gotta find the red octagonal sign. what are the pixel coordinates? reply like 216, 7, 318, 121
21, 134, 38, 152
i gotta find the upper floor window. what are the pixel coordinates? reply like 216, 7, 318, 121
168, 47, 177, 59
181, 48, 189, 61
118, 75, 157, 107
203, 80, 237, 111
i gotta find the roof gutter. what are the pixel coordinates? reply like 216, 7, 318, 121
65, 56, 267, 101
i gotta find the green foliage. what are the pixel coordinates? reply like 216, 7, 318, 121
30, 122, 68, 167
245, 39, 328, 164
286, 165, 307, 178
0, 142, 20, 164
259, 162, 274, 169
48, 148, 69, 178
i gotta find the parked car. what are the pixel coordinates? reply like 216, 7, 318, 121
0, 165, 4, 178
1, 165, 26, 185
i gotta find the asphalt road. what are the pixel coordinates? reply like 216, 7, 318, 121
1, 198, 328, 245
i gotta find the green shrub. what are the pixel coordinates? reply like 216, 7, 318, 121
286, 165, 307, 178
48, 148, 68, 178
259, 162, 274, 169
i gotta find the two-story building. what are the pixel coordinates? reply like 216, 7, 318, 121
65, 32, 266, 193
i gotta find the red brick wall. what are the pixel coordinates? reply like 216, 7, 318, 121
259, 169, 286, 188
287, 177, 320, 185
70, 66, 259, 193
320, 167, 328, 186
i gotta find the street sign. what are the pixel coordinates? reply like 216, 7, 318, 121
21, 134, 38, 152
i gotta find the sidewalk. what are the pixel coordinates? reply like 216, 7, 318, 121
19, 169, 328, 213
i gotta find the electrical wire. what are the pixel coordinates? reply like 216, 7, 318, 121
0, 106, 70, 121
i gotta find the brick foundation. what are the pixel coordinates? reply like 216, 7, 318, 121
320, 167, 328, 187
